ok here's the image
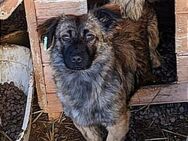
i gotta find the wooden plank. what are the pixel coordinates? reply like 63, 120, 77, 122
43, 63, 56, 93
46, 94, 63, 115
177, 55, 188, 82
24, 0, 48, 112
130, 83, 188, 106
40, 44, 50, 64
176, 13, 188, 55
0, 0, 23, 19
34, 0, 87, 25
175, 0, 188, 14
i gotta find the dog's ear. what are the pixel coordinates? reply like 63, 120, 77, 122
37, 17, 60, 49
92, 4, 122, 31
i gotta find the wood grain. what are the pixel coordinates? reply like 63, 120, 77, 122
24, 0, 48, 112
34, 0, 87, 25
43, 63, 56, 93
46, 94, 63, 119
0, 0, 23, 19
176, 13, 188, 55
131, 83, 188, 106
177, 55, 188, 83
175, 0, 188, 14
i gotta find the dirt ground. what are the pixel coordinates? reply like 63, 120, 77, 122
30, 93, 188, 141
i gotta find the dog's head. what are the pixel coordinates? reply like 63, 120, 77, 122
38, 5, 121, 70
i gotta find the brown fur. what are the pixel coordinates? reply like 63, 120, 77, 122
111, 0, 145, 20
37, 3, 160, 141
88, 0, 146, 21
103, 3, 160, 70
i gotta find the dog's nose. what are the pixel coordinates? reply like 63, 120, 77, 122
71, 56, 82, 63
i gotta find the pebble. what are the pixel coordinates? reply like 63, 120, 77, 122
179, 106, 184, 113
170, 117, 176, 123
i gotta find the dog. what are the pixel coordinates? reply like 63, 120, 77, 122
88, 0, 145, 21
38, 2, 159, 141
88, 0, 161, 69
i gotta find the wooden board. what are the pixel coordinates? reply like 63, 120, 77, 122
0, 0, 23, 19
175, 13, 188, 55
175, 0, 188, 14
131, 82, 188, 106
43, 64, 56, 94
24, 0, 48, 111
34, 0, 87, 25
177, 55, 188, 83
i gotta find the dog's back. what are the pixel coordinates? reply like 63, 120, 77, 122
94, 2, 160, 87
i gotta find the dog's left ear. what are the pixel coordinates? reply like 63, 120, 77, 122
92, 4, 122, 32
37, 17, 60, 50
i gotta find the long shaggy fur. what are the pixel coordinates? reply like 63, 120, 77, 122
88, 0, 145, 20
88, 0, 161, 68
38, 3, 159, 140
111, 0, 145, 20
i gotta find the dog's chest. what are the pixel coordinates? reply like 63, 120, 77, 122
58, 71, 125, 126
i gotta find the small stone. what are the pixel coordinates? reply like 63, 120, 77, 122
179, 107, 184, 113
179, 115, 184, 120
154, 113, 158, 117
170, 117, 176, 123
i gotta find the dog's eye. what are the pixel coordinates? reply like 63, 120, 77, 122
62, 34, 71, 41
85, 33, 95, 42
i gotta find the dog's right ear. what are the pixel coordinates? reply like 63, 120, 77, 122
92, 4, 122, 32
37, 17, 60, 50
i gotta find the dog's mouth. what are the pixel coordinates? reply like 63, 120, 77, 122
64, 57, 93, 71
68, 65, 88, 70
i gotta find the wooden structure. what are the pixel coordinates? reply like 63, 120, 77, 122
24, 0, 88, 118
24, 0, 188, 119
0, 0, 23, 19
3, 0, 186, 119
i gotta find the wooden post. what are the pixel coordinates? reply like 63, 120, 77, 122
24, 0, 87, 119
24, 0, 48, 112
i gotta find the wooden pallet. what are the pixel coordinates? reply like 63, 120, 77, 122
23, 0, 188, 119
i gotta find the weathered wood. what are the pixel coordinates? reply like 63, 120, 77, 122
175, 13, 188, 55
130, 83, 188, 106
40, 44, 50, 64
0, 0, 22, 19
177, 55, 188, 83
24, 0, 48, 112
46, 94, 63, 119
175, 0, 188, 14
34, 0, 87, 25
43, 64, 56, 93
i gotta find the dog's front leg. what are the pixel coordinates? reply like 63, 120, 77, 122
74, 122, 103, 141
106, 111, 130, 141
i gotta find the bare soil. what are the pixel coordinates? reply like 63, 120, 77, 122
30, 94, 188, 141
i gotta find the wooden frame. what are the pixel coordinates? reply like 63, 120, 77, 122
24, 0, 87, 118
0, 0, 23, 19
24, 0, 188, 119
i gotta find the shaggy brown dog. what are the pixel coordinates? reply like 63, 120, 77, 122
88, 0, 161, 68
38, 3, 159, 141
88, 0, 145, 20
